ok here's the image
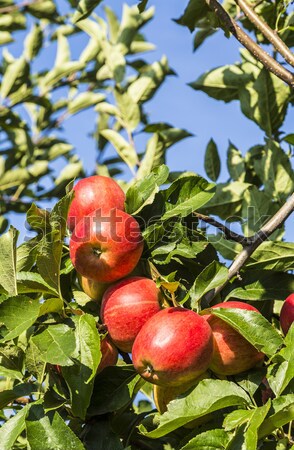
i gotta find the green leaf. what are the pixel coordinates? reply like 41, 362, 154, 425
88, 365, 140, 416
225, 270, 294, 302
227, 142, 245, 182
0, 383, 35, 409
138, 0, 149, 13
142, 379, 251, 437
100, 129, 138, 171
247, 242, 294, 271
0, 343, 24, 380
68, 92, 105, 115
0, 162, 49, 191
267, 326, 294, 396
242, 187, 273, 236
0, 31, 14, 45
0, 56, 29, 98
239, 68, 292, 136
162, 174, 215, 220
209, 307, 283, 357
36, 191, 74, 296
0, 404, 30, 450
16, 272, 57, 295
189, 65, 252, 103
175, 0, 211, 31
62, 314, 101, 419
41, 62, 85, 92
0, 295, 40, 342
16, 238, 39, 272
39, 297, 63, 316
31, 324, 77, 366
204, 138, 221, 182
258, 395, 294, 439
82, 419, 124, 450
190, 261, 228, 308
243, 401, 271, 450
114, 90, 140, 132
25, 340, 46, 380
201, 181, 250, 220
73, 0, 103, 23
223, 409, 254, 431
26, 404, 85, 450
128, 56, 174, 103
0, 226, 18, 296
253, 140, 294, 202
125, 164, 169, 214
208, 234, 242, 261
55, 32, 71, 67
24, 23, 43, 60
179, 429, 229, 450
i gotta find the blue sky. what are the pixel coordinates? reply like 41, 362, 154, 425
6, 0, 294, 242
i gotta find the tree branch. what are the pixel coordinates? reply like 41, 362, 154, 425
205, 192, 294, 303
0, 0, 40, 14
234, 0, 294, 68
193, 212, 248, 245
204, 0, 294, 87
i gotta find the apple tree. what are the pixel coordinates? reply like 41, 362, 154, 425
0, 0, 293, 449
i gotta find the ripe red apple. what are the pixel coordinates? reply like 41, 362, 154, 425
132, 307, 214, 387
100, 277, 162, 353
67, 175, 125, 232
78, 273, 110, 303
97, 336, 118, 373
203, 301, 264, 376
280, 293, 294, 335
69, 209, 144, 283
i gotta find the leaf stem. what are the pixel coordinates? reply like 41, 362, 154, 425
234, 0, 294, 67
204, 0, 294, 87
205, 192, 294, 303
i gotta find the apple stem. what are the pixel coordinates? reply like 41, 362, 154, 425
92, 247, 102, 258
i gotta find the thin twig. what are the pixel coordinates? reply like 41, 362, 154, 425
0, 0, 40, 14
235, 0, 294, 67
193, 212, 248, 245
205, 192, 294, 303
204, 0, 294, 87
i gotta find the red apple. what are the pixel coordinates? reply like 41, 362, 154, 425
97, 336, 118, 373
203, 301, 264, 376
132, 307, 214, 387
69, 209, 144, 283
78, 273, 110, 303
280, 293, 294, 335
101, 277, 162, 353
67, 175, 125, 232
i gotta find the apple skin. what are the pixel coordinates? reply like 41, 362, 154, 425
78, 273, 110, 303
67, 175, 125, 232
203, 301, 264, 376
101, 277, 162, 353
132, 307, 214, 387
69, 209, 144, 283
280, 293, 294, 335
97, 336, 118, 373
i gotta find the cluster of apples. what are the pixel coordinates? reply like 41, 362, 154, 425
68, 175, 294, 411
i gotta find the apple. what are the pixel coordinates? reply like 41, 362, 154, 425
132, 307, 214, 387
69, 208, 144, 283
78, 273, 110, 302
280, 293, 294, 335
203, 301, 264, 376
97, 335, 118, 373
100, 277, 162, 353
67, 175, 126, 232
